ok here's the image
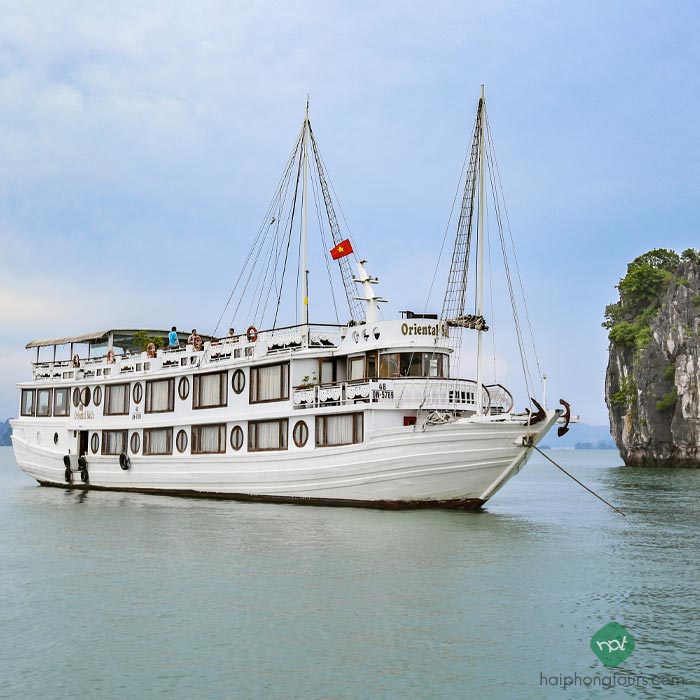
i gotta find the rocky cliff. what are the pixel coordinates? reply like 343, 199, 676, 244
605, 249, 700, 467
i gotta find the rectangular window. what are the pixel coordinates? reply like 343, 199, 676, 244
105, 384, 130, 415
54, 388, 70, 417
192, 424, 226, 454
20, 389, 35, 416
144, 428, 173, 455
399, 352, 423, 377
36, 389, 52, 417
193, 372, 227, 409
146, 378, 174, 413
250, 363, 289, 403
316, 413, 363, 447
102, 430, 127, 455
348, 356, 365, 381
320, 358, 335, 384
379, 353, 399, 378
249, 419, 288, 451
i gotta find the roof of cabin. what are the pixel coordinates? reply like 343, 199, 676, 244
25, 329, 212, 351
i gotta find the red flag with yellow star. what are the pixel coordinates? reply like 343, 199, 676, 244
330, 239, 353, 260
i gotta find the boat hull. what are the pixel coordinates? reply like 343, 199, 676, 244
11, 412, 558, 509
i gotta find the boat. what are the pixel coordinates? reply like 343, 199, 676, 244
11, 88, 570, 509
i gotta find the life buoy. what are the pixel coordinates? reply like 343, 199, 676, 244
64, 467, 72, 483
193, 336, 203, 351
107, 349, 116, 364
246, 325, 258, 343
72, 354, 80, 368
146, 343, 157, 358
119, 453, 131, 471
80, 468, 89, 483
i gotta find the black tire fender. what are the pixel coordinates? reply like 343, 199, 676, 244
119, 453, 131, 471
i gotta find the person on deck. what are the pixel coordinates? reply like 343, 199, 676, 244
188, 329, 202, 348
168, 326, 179, 349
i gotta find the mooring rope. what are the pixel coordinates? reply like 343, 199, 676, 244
532, 446, 626, 516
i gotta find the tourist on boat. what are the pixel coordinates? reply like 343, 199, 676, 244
188, 329, 203, 350
168, 326, 179, 349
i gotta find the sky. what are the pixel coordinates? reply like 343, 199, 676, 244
0, 0, 699, 424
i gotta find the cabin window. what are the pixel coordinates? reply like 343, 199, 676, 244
193, 371, 228, 409
130, 432, 141, 454
132, 382, 143, 405
145, 378, 175, 413
230, 425, 244, 451
176, 429, 188, 453
54, 388, 70, 416
93, 386, 102, 406
293, 420, 309, 448
316, 413, 363, 447
91, 433, 99, 454
192, 424, 226, 454
144, 428, 173, 455
231, 369, 245, 394
72, 387, 81, 408
104, 384, 130, 415
366, 352, 378, 379
178, 377, 190, 400
21, 389, 36, 416
249, 363, 289, 403
378, 352, 448, 378
348, 356, 365, 381
80, 386, 91, 406
102, 430, 127, 455
319, 358, 335, 384
248, 419, 288, 451
36, 389, 52, 417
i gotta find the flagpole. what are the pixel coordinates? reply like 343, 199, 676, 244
301, 96, 310, 329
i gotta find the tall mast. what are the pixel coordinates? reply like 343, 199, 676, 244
476, 84, 486, 415
301, 96, 310, 326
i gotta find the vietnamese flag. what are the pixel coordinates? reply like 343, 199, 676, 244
330, 239, 353, 260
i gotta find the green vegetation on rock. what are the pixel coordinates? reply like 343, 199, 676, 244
610, 376, 637, 407
656, 389, 678, 413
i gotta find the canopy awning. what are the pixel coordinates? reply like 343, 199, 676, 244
25, 329, 212, 352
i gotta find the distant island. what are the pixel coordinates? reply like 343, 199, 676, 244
0, 419, 11, 447
604, 248, 700, 468
539, 423, 616, 450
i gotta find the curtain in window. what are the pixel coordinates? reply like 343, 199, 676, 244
145, 428, 172, 455
106, 384, 128, 414
253, 365, 287, 401
258, 421, 282, 449
379, 354, 399, 378
196, 373, 225, 407
21, 390, 35, 415
324, 415, 354, 445
147, 380, 172, 412
195, 425, 224, 453
103, 431, 126, 454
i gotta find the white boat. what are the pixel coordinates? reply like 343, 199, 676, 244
11, 88, 569, 509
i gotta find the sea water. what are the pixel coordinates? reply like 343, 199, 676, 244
0, 447, 698, 700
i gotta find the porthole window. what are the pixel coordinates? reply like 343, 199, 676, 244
72, 387, 81, 407
53, 432, 59, 445
93, 385, 102, 406
293, 420, 309, 448
176, 429, 188, 453
232, 369, 245, 395
230, 425, 244, 451
80, 386, 91, 406
178, 377, 190, 401
91, 432, 99, 454
130, 432, 140, 455
133, 382, 143, 404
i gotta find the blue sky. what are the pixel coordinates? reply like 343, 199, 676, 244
1, 0, 698, 424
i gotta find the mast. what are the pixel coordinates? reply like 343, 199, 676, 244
476, 84, 486, 415
301, 96, 310, 327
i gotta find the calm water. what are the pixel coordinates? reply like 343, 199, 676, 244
0, 447, 698, 700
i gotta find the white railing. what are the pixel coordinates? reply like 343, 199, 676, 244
292, 378, 500, 411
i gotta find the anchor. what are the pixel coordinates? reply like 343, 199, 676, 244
526, 397, 547, 426
557, 399, 571, 437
